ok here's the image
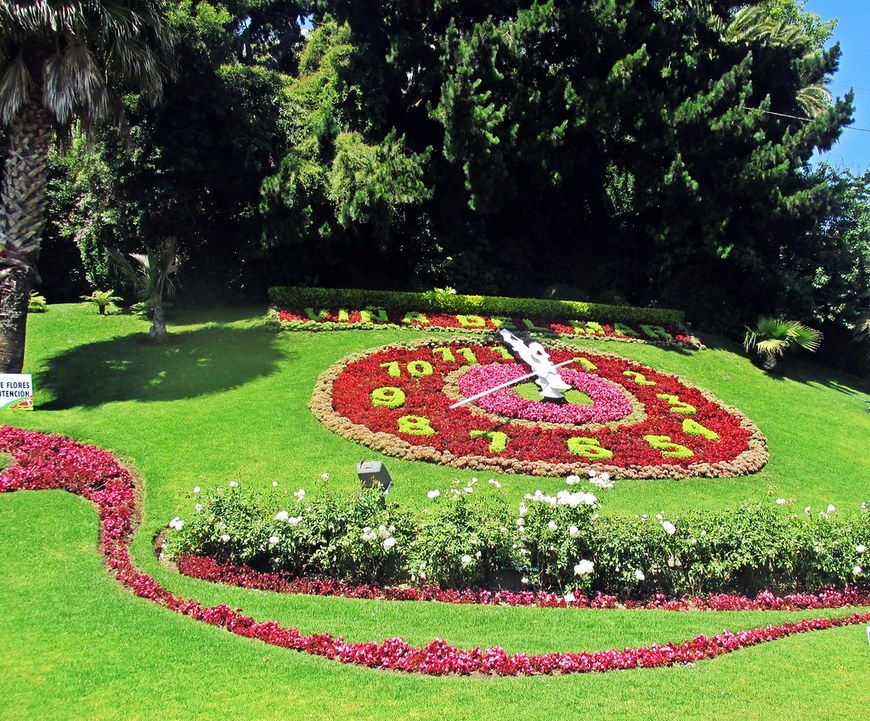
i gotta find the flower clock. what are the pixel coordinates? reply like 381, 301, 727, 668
311, 337, 768, 478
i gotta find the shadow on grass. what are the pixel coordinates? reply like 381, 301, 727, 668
163, 304, 269, 328
36, 325, 288, 409
760, 359, 870, 398
696, 331, 870, 397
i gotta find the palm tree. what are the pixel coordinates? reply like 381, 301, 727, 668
110, 237, 180, 342
725, 4, 832, 118
0, 1, 174, 372
743, 316, 823, 371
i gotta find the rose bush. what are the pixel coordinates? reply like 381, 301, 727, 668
165, 477, 869, 597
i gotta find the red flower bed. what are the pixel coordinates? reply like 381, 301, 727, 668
270, 306, 702, 348
177, 553, 870, 612
311, 339, 768, 478
2, 425, 865, 677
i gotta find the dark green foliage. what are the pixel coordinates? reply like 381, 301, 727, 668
168, 486, 870, 596
430, 1, 853, 320
48, 1, 294, 301
267, 285, 686, 325
37, 0, 870, 370
259, 18, 432, 289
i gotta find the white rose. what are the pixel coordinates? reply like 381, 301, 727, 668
574, 560, 594, 576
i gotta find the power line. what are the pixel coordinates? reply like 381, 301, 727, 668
826, 82, 870, 94
743, 106, 870, 133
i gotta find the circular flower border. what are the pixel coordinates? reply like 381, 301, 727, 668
1, 425, 867, 678
310, 337, 768, 479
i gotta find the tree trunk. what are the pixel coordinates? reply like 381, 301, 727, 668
0, 102, 53, 373
0, 267, 32, 372
149, 300, 168, 343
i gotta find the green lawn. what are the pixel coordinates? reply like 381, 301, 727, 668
1, 303, 869, 720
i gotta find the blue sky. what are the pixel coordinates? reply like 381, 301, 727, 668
806, 0, 870, 171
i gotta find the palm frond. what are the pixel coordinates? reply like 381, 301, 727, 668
0, 54, 32, 124
744, 316, 822, 365
65, 40, 109, 118
110, 237, 179, 303
41, 51, 74, 125
796, 84, 832, 118
754, 338, 789, 358
783, 320, 823, 352
2, 1, 174, 129
726, 6, 777, 44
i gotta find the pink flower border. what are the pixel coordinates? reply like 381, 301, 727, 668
457, 365, 634, 424
177, 553, 870, 613
2, 426, 867, 677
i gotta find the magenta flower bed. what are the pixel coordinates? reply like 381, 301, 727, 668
2, 425, 868, 676
458, 365, 633, 424
177, 553, 870, 612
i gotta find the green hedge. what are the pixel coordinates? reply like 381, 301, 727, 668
165, 483, 869, 597
267, 286, 685, 326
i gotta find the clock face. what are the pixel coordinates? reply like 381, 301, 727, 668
310, 337, 767, 479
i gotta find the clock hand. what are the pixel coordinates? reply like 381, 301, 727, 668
497, 329, 572, 400
449, 358, 575, 408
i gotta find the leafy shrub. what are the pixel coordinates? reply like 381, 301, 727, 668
518, 489, 601, 592
27, 291, 48, 313
405, 480, 522, 588
267, 286, 685, 326
164, 482, 869, 597
80, 289, 122, 315
164, 485, 413, 584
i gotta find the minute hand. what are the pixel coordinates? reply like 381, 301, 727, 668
449, 358, 575, 409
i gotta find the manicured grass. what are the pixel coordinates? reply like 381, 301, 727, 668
3, 491, 869, 721
2, 303, 869, 720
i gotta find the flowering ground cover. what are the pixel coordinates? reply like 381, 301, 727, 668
2, 305, 870, 720
311, 338, 767, 478
268, 306, 702, 347
1, 424, 868, 678
176, 553, 870, 613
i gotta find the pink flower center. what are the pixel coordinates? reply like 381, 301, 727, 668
457, 364, 633, 424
